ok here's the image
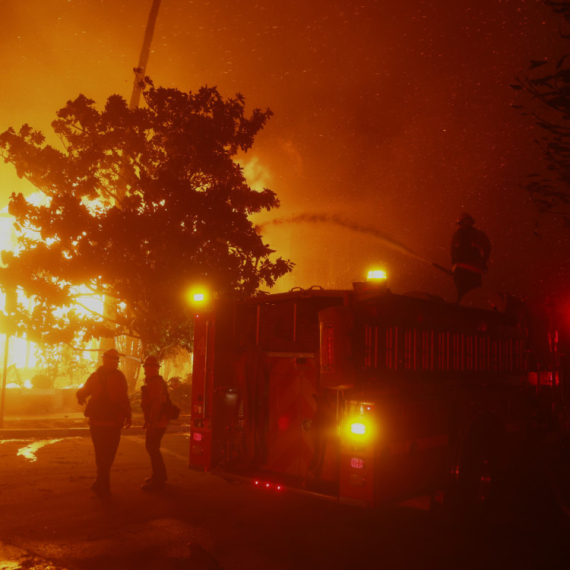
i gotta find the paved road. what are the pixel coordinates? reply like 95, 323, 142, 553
1, 431, 569, 570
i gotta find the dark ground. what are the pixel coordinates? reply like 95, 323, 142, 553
1, 415, 569, 570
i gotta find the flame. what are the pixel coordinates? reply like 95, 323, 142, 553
25, 192, 51, 208
5, 380, 32, 389
73, 291, 105, 317
1, 192, 53, 255
0, 212, 17, 253
0, 334, 36, 371
0, 192, 105, 379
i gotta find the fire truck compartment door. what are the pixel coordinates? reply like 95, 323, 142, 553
264, 355, 318, 478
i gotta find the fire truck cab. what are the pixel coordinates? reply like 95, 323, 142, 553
189, 282, 564, 513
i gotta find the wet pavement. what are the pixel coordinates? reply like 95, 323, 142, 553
0, 430, 220, 569
0, 541, 71, 570
0, 413, 190, 439
1, 418, 570, 569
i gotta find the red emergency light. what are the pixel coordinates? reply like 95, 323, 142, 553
350, 458, 365, 469
253, 480, 283, 491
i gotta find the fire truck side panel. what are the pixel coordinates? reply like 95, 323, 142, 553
190, 287, 562, 512
190, 303, 260, 472
248, 295, 343, 482
189, 313, 216, 470
191, 292, 346, 483
264, 355, 319, 477
319, 306, 355, 388
324, 293, 548, 508
339, 391, 450, 506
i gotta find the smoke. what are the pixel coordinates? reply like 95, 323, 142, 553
237, 155, 272, 192
257, 213, 452, 275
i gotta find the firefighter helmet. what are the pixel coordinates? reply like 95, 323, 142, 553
457, 212, 475, 226
102, 348, 120, 360
143, 355, 160, 367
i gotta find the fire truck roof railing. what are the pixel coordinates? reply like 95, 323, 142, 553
244, 287, 351, 304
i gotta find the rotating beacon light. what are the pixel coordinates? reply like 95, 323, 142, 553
365, 269, 388, 291
367, 269, 387, 282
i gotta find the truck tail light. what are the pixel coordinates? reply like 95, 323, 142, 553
350, 458, 365, 469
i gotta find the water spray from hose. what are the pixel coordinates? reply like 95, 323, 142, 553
256, 213, 453, 276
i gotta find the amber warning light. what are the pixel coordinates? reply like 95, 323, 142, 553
350, 422, 367, 435
187, 287, 210, 310
344, 402, 376, 441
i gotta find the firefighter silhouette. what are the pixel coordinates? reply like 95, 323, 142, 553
451, 213, 491, 302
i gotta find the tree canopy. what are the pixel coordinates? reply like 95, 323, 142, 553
0, 78, 292, 354
511, 0, 570, 229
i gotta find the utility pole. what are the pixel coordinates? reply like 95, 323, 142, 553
0, 333, 10, 428
129, 0, 163, 110
0, 287, 17, 428
100, 0, 163, 360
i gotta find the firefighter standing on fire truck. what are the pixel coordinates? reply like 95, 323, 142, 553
451, 213, 491, 301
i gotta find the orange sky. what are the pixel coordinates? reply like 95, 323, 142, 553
1, 0, 569, 302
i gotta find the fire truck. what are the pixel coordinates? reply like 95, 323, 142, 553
189, 278, 565, 515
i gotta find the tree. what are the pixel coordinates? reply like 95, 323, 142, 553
511, 1, 570, 229
0, 78, 292, 355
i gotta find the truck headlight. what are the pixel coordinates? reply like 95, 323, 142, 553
350, 422, 367, 435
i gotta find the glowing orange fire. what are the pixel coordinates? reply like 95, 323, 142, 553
0, 194, 103, 385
